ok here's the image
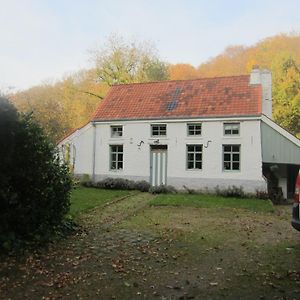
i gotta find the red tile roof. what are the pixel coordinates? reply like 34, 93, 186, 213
92, 75, 262, 121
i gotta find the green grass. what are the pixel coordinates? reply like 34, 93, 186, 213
69, 186, 134, 217
150, 193, 274, 212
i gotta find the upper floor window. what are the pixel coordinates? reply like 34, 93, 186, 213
151, 124, 167, 136
111, 125, 123, 137
223, 144, 240, 171
187, 123, 202, 136
224, 123, 240, 135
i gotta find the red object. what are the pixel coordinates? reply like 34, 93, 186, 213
92, 75, 262, 121
295, 170, 300, 204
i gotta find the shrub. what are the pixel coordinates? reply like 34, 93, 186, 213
82, 180, 95, 188
134, 180, 151, 192
80, 174, 91, 184
97, 178, 135, 190
149, 185, 177, 194
215, 185, 245, 198
0, 97, 72, 250
256, 190, 270, 200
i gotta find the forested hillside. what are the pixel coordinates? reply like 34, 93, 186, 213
9, 33, 300, 141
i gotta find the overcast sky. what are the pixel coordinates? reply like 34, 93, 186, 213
1, 0, 299, 91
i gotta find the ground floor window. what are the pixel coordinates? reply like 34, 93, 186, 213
110, 145, 123, 170
187, 144, 203, 169
223, 144, 240, 171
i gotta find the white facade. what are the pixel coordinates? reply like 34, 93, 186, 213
59, 116, 268, 193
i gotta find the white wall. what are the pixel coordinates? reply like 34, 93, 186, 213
91, 118, 266, 192
58, 123, 94, 175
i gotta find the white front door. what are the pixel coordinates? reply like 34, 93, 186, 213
150, 145, 167, 186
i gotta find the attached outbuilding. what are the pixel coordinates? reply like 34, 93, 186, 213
58, 67, 300, 198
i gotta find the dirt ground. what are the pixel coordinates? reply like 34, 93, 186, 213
1, 193, 300, 300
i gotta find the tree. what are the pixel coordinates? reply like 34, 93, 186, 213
272, 57, 300, 137
0, 97, 72, 250
169, 63, 198, 80
92, 34, 169, 85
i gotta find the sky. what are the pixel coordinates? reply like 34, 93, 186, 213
0, 0, 299, 91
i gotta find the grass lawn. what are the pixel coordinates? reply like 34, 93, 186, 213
1, 189, 299, 300
150, 193, 274, 212
69, 186, 135, 217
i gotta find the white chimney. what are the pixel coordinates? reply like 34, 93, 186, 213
249, 66, 272, 119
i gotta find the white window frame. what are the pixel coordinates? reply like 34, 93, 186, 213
151, 124, 167, 137
187, 123, 202, 136
110, 145, 123, 170
111, 125, 123, 138
186, 144, 203, 170
224, 123, 240, 135
223, 144, 240, 171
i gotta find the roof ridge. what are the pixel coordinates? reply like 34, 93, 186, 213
111, 74, 250, 87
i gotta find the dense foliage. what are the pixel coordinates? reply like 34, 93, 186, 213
0, 97, 73, 250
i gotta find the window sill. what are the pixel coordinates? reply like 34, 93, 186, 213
223, 136, 241, 139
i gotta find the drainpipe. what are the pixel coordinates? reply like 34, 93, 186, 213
92, 121, 96, 181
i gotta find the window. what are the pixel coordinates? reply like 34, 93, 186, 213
223, 145, 240, 171
187, 145, 203, 170
151, 124, 166, 136
224, 123, 240, 135
187, 123, 202, 136
110, 145, 123, 170
111, 125, 123, 137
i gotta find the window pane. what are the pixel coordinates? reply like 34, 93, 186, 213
232, 162, 240, 170
118, 161, 123, 169
232, 145, 240, 152
224, 153, 231, 161
224, 162, 231, 170
195, 162, 202, 169
188, 153, 194, 160
187, 145, 194, 152
111, 161, 116, 169
111, 153, 117, 161
195, 153, 202, 160
118, 153, 123, 161
188, 161, 194, 169
224, 145, 231, 152
233, 154, 239, 161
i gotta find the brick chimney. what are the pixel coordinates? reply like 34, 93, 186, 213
249, 65, 272, 119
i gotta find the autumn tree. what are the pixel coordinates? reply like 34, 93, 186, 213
169, 63, 198, 80
92, 34, 169, 86
272, 56, 300, 137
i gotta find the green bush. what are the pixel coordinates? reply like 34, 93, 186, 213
149, 185, 177, 194
215, 185, 245, 198
0, 97, 72, 250
134, 180, 151, 192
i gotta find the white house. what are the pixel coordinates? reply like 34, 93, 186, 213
58, 67, 300, 198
